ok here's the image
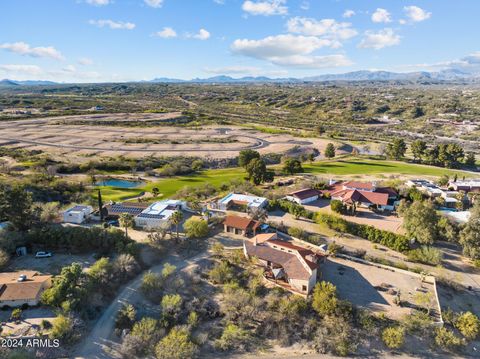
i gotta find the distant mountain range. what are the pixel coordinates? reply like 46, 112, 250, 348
2, 69, 479, 86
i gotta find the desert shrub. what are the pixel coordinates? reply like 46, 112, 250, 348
49, 315, 74, 342
115, 304, 137, 331
161, 294, 183, 324
287, 226, 306, 240
435, 327, 464, 351
208, 260, 236, 284
330, 200, 345, 214
312, 282, 338, 317
407, 246, 443, 265
456, 311, 480, 340
155, 327, 197, 359
381, 326, 405, 349
214, 323, 252, 351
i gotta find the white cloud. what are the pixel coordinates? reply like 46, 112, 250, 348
188, 29, 211, 40
404, 6, 431, 22
0, 42, 64, 61
154, 27, 177, 38
403, 52, 480, 74
359, 28, 400, 49
242, 0, 287, 16
86, 0, 111, 6
286, 17, 357, 43
89, 19, 136, 30
78, 57, 94, 66
0, 63, 101, 81
144, 0, 164, 8
231, 34, 352, 69
343, 10, 355, 18
300, 1, 309, 11
213, 0, 225, 4
371, 8, 392, 23
0, 64, 43, 76
205, 66, 261, 75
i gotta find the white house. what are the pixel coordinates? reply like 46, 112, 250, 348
285, 188, 321, 205
63, 205, 94, 224
134, 200, 187, 230
216, 193, 268, 211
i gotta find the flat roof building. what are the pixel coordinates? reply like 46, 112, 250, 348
216, 193, 268, 211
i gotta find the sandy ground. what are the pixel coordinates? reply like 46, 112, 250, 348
322, 256, 437, 320
7, 253, 96, 275
0, 308, 56, 337
0, 114, 345, 160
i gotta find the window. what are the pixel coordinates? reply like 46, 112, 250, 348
302, 285, 307, 292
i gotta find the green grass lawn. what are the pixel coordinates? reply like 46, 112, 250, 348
97, 157, 475, 201
302, 158, 474, 177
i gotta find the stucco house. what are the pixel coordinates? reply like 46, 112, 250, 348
63, 205, 93, 224
285, 188, 321, 205
243, 233, 320, 295
0, 271, 52, 308
223, 215, 261, 237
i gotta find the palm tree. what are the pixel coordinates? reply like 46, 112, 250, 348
119, 213, 134, 238
169, 210, 184, 241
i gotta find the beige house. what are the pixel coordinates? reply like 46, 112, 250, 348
243, 233, 320, 295
223, 215, 261, 237
0, 271, 52, 308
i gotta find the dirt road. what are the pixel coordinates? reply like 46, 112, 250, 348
74, 249, 210, 359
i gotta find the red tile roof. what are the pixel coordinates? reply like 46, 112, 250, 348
224, 215, 260, 231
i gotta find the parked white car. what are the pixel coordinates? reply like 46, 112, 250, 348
35, 251, 53, 258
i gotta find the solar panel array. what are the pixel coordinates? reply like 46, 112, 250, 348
107, 204, 145, 215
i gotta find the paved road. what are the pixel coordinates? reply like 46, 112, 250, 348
74, 250, 210, 359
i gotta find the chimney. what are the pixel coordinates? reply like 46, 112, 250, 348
306, 254, 318, 263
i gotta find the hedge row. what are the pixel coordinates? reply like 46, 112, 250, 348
316, 213, 410, 252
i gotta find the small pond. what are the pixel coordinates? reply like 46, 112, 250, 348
95, 179, 145, 188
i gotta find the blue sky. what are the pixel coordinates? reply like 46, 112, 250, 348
1, 0, 479, 82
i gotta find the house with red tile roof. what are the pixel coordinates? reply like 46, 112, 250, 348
223, 215, 261, 237
243, 233, 320, 295
325, 181, 398, 211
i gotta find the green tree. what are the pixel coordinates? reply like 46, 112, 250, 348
282, 158, 303, 175
411, 140, 427, 162
312, 281, 338, 316
465, 152, 476, 167
460, 203, 480, 259
438, 143, 464, 168
381, 326, 405, 349
0, 185, 33, 231
155, 327, 197, 359
238, 149, 260, 168
245, 158, 267, 185
129, 317, 160, 357
119, 213, 134, 238
169, 210, 184, 240
41, 263, 84, 309
402, 200, 440, 245
385, 139, 407, 160
324, 143, 336, 159
183, 218, 209, 238
456, 311, 480, 340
